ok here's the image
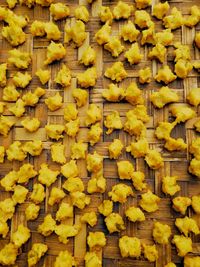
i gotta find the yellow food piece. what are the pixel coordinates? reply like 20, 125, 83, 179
80, 46, 96, 66
139, 190, 160, 212
172, 235, 192, 257
44, 21, 61, 41
132, 171, 147, 191
77, 67, 97, 88
105, 213, 125, 233
51, 143, 66, 164
70, 191, 91, 209
187, 88, 200, 106
164, 263, 176, 267
195, 32, 200, 49
12, 185, 28, 204
0, 115, 14, 136
64, 103, 78, 121
175, 59, 193, 79
86, 151, 103, 173
9, 99, 25, 117
0, 102, 6, 113
38, 214, 56, 236
98, 6, 113, 24
139, 67, 151, 84
175, 216, 200, 236
35, 0, 53, 7
50, 3, 70, 21
119, 236, 141, 258
2, 85, 20, 102
6, 141, 27, 161
104, 36, 124, 57
143, 244, 158, 262
22, 87, 45, 107
174, 42, 191, 62
0, 221, 9, 238
98, 200, 113, 217
193, 61, 200, 72
74, 6, 89, 23
56, 202, 73, 221
35, 68, 50, 85
192, 195, 200, 214
18, 163, 37, 184
135, 10, 151, 29
151, 86, 179, 108
189, 158, 200, 178
141, 22, 155, 45
162, 176, 180, 196
154, 65, 177, 84
54, 250, 76, 267
85, 103, 102, 126
87, 231, 106, 250
30, 183, 45, 204
87, 171, 106, 194
38, 163, 59, 187
104, 110, 123, 134
0, 243, 18, 266
72, 88, 88, 107
163, 7, 184, 30
0, 170, 18, 191
135, 0, 151, 9
172, 196, 191, 215
170, 105, 196, 123
164, 137, 187, 151
125, 206, 145, 222
11, 224, 31, 248
25, 203, 40, 221
117, 160, 134, 180
104, 61, 127, 82
184, 5, 200, 27
125, 42, 143, 65
155, 121, 176, 140
23, 140, 43, 156
108, 139, 123, 159
61, 159, 78, 178
152, 1, 169, 19
88, 123, 102, 146
190, 138, 200, 159
21, 117, 40, 132
95, 22, 111, 45
45, 92, 62, 111
108, 183, 133, 203
155, 29, 174, 46
2, 23, 26, 47
48, 187, 65, 206
54, 64, 71, 88
13, 72, 32, 88
0, 7, 28, 28
45, 124, 65, 140
63, 177, 84, 192
71, 141, 88, 159
44, 41, 66, 65
8, 49, 31, 69
184, 256, 200, 267
65, 20, 87, 47
30, 20, 46, 37
125, 82, 144, 105
120, 20, 140, 43
85, 252, 102, 267
126, 138, 149, 158
81, 211, 97, 227
124, 112, 146, 138
7, 0, 17, 9
28, 243, 48, 267
0, 146, 5, 163
0, 63, 7, 87
113, 1, 134, 20
0, 198, 15, 222
153, 221, 171, 244
148, 43, 166, 63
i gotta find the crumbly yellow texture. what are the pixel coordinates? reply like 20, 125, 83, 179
44, 41, 66, 65
21, 117, 40, 132
117, 160, 134, 180
125, 82, 144, 105
156, 29, 174, 47
98, 200, 113, 217
103, 83, 125, 102
163, 7, 184, 30
74, 6, 89, 23
86, 151, 103, 173
139, 190, 160, 212
184, 256, 200, 267
85, 252, 102, 267
62, 177, 84, 192
0, 170, 18, 191
45, 124, 65, 140
85, 104, 102, 126
119, 236, 141, 258
135, 10, 151, 29
135, 0, 151, 9
0, 221, 9, 238
141, 21, 155, 46
162, 176, 180, 196
77, 67, 97, 88
2, 85, 20, 102
172, 196, 191, 215
55, 64, 71, 88
38, 163, 59, 187
175, 59, 193, 79
28, 243, 48, 267
65, 20, 87, 47
155, 65, 177, 84
30, 20, 45, 37
132, 171, 147, 191
0, 63, 7, 87
0, 243, 18, 266
170, 105, 196, 123
126, 138, 148, 159
189, 138, 200, 159
104, 110, 123, 134
0, 146, 5, 163
50, 3, 70, 21
22, 87, 45, 107
148, 43, 166, 63
153, 222, 171, 244
23, 140, 43, 156
30, 183, 45, 204
95, 22, 111, 45
2, 23, 26, 47
145, 149, 164, 170
0, 102, 6, 113
164, 137, 187, 152
98, 6, 113, 24
13, 72, 32, 89
184, 5, 200, 27
87, 171, 106, 194
80, 46, 96, 66
81, 211, 97, 227
187, 87, 200, 107
45, 92, 62, 111
139, 67, 151, 84
35, 0, 53, 7
6, 141, 27, 161
11, 224, 31, 248
12, 185, 28, 204
152, 1, 169, 19
125, 206, 145, 222
150, 86, 179, 108
143, 244, 158, 262
88, 123, 102, 146
113, 1, 134, 20
54, 250, 76, 267
72, 88, 88, 107
56, 202, 73, 221
70, 191, 91, 209
0, 198, 15, 222
38, 214, 56, 236
105, 213, 125, 233
71, 141, 88, 159
9, 99, 25, 118
48, 187, 65, 206
195, 32, 200, 49
125, 42, 143, 65
0, 115, 14, 136
104, 37, 124, 58
108, 183, 133, 203
172, 235, 192, 257
35, 68, 50, 85
192, 195, 200, 214
124, 112, 146, 138
55, 224, 80, 244
175, 216, 200, 236
7, 0, 17, 9
44, 21, 61, 41
121, 20, 140, 43
64, 103, 78, 121
51, 143, 66, 164
108, 139, 123, 159
189, 158, 200, 178
104, 62, 127, 82
8, 49, 31, 69
61, 159, 78, 178
25, 203, 40, 221
164, 263, 176, 267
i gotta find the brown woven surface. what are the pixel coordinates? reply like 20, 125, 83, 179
0, 0, 200, 266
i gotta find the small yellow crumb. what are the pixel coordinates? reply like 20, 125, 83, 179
152, 1, 169, 19
125, 206, 145, 222
105, 213, 125, 233
70, 191, 90, 209
35, 68, 50, 85
98, 200, 113, 216
38, 163, 59, 187
108, 183, 134, 203
139, 190, 160, 212
139, 67, 152, 84
80, 46, 96, 66
50, 3, 70, 21
81, 211, 97, 227
62, 177, 84, 192
71, 141, 88, 159
48, 187, 65, 206
95, 22, 111, 45
125, 82, 144, 105
8, 49, 31, 69
21, 117, 40, 132
54, 64, 71, 88
125, 42, 143, 65
28, 243, 48, 267
30, 183, 45, 204
143, 244, 158, 262
6, 141, 27, 161
104, 36, 124, 57
104, 61, 127, 82
113, 1, 134, 20
172, 235, 192, 257
11, 224, 31, 248
153, 221, 171, 244
23, 140, 43, 156
56, 202, 73, 221
172, 196, 191, 215
119, 236, 141, 258
175, 216, 200, 236
135, 10, 151, 29
44, 41, 66, 65
104, 111, 123, 134
65, 20, 87, 47
117, 160, 134, 180
155, 65, 177, 84
74, 6, 89, 23
192, 195, 200, 214
12, 185, 28, 204
61, 159, 78, 178
163, 7, 184, 30
45, 124, 65, 140
108, 139, 123, 159
25, 203, 40, 221
162, 176, 180, 196
38, 214, 56, 236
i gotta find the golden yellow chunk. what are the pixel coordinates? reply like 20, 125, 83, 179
21, 117, 40, 132
0, 8, 28, 28
44, 41, 66, 65
125, 206, 145, 222
7, 0, 17, 9
63, 177, 84, 192
153, 221, 171, 244
0, 170, 18, 191
28, 243, 48, 267
164, 263, 176, 267
35, 68, 50, 85
135, 0, 151, 9
152, 1, 169, 19
187, 88, 200, 107
54, 250, 76, 267
148, 43, 166, 63
119, 236, 141, 258
104, 37, 124, 57
98, 200, 113, 216
0, 243, 18, 266
12, 185, 28, 204
135, 10, 151, 29
192, 195, 200, 214
87, 172, 106, 194
61, 160, 78, 178
154, 29, 174, 46
193, 61, 200, 72
80, 46, 96, 66
163, 7, 184, 30
184, 5, 200, 27
104, 61, 127, 82
50, 3, 70, 21
139, 190, 160, 212
0, 146, 5, 163
81, 211, 97, 227
155, 121, 176, 141
124, 112, 146, 138
22, 87, 45, 107
30, 183, 45, 204
155, 65, 176, 84
0, 221, 9, 238
95, 22, 111, 45
98, 6, 113, 24
56, 202, 73, 221
108, 183, 134, 203
174, 42, 191, 62
125, 42, 143, 65
117, 160, 134, 180
184, 256, 200, 267
88, 123, 102, 146
141, 22, 155, 46
195, 32, 200, 49
103, 83, 125, 102
9, 99, 25, 117
13, 72, 32, 89
172, 235, 192, 257
108, 139, 123, 159
30, 20, 46, 37
189, 158, 200, 178
125, 82, 144, 105
85, 104, 102, 126
54, 64, 71, 88
64, 103, 78, 122
139, 67, 151, 84
175, 216, 200, 237
130, 105, 150, 122
2, 23, 26, 47
143, 244, 158, 262
175, 59, 193, 79
44, 21, 61, 41
172, 196, 191, 215
6, 141, 27, 161
120, 20, 140, 43
0, 63, 7, 87
11, 224, 31, 248
151, 86, 179, 108
23, 140, 43, 156
70, 191, 91, 209
0, 102, 6, 113
85, 252, 101, 267
132, 171, 147, 191
38, 214, 56, 236
0, 115, 14, 136
45, 92, 62, 111
126, 138, 148, 158
162, 176, 180, 196
38, 163, 59, 187
35, 0, 53, 7
18, 163, 37, 184
170, 105, 196, 123
72, 88, 88, 107
145, 149, 164, 170
105, 213, 125, 233
86, 151, 103, 173
48, 187, 65, 206
0, 198, 15, 222
71, 141, 88, 159
45, 124, 65, 140
74, 6, 89, 23
113, 1, 133, 20
25, 203, 40, 221
51, 143, 66, 164
65, 20, 87, 47
104, 110, 123, 134
164, 137, 187, 151
87, 231, 106, 250
77, 67, 97, 88
8, 49, 31, 69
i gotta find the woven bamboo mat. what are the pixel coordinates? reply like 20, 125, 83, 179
0, 0, 200, 266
